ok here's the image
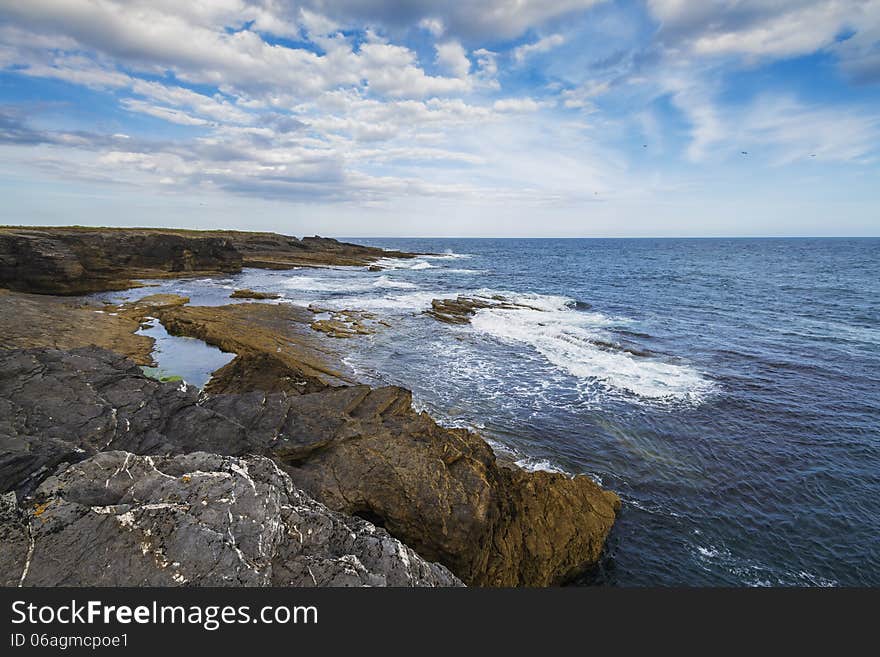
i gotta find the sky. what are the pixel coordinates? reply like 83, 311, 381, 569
0, 0, 878, 237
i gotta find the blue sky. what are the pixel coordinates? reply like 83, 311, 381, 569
0, 0, 878, 237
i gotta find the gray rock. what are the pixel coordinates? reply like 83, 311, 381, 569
0, 347, 253, 497
0, 346, 619, 586
1, 451, 461, 587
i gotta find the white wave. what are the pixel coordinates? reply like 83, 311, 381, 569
467, 290, 712, 401
282, 275, 373, 293
373, 275, 417, 289
291, 291, 443, 312
281, 273, 417, 293
374, 258, 434, 270
445, 268, 484, 275
422, 251, 472, 260
514, 457, 566, 474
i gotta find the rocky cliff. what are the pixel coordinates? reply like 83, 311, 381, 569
0, 345, 618, 586
0, 227, 413, 295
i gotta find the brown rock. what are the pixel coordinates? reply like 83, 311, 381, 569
230, 288, 280, 300
0, 226, 419, 295
155, 302, 352, 388
206, 353, 327, 395
206, 384, 620, 586
0, 289, 154, 365
426, 295, 542, 324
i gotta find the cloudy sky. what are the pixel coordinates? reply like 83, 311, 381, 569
1, 0, 878, 237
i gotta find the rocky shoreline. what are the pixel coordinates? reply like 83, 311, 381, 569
0, 227, 619, 587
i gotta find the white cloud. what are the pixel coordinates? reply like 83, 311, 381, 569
560, 81, 609, 109
493, 98, 543, 112
512, 33, 566, 64
120, 100, 211, 126
418, 17, 445, 36
435, 41, 471, 78
648, 0, 880, 77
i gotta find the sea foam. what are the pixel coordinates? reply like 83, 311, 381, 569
467, 290, 713, 401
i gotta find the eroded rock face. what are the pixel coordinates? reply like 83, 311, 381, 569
0, 227, 416, 295
0, 346, 619, 587
0, 451, 460, 587
206, 385, 620, 586
0, 228, 242, 295
0, 347, 252, 497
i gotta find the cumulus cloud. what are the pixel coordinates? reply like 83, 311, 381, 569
435, 41, 471, 78
0, 0, 877, 221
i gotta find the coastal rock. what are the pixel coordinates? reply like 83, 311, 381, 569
230, 288, 280, 300
0, 227, 416, 295
426, 295, 544, 324
0, 228, 242, 295
205, 353, 328, 396
1, 451, 461, 587
155, 302, 351, 389
0, 289, 155, 365
0, 347, 253, 497
309, 308, 383, 338
0, 491, 29, 586
0, 346, 619, 586
206, 385, 620, 586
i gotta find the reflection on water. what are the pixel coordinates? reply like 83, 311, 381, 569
137, 318, 234, 388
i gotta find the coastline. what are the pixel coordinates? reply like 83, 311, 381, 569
0, 227, 620, 587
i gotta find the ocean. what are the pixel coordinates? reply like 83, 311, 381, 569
102, 237, 880, 586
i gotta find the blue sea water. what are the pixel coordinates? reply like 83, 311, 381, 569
105, 237, 880, 586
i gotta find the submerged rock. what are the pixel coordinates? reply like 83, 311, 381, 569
0, 346, 619, 586
0, 451, 460, 587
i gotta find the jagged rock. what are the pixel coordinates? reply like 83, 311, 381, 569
0, 227, 417, 295
0, 347, 253, 497
0, 346, 619, 586
0, 228, 242, 295
207, 385, 620, 586
206, 353, 328, 396
0, 491, 29, 586
0, 451, 460, 587
230, 288, 280, 300
426, 295, 544, 324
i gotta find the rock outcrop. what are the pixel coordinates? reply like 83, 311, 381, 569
230, 288, 280, 300
0, 228, 242, 295
0, 451, 460, 587
0, 346, 619, 586
155, 302, 351, 388
426, 294, 545, 324
0, 227, 415, 295
208, 385, 620, 586
0, 289, 155, 365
